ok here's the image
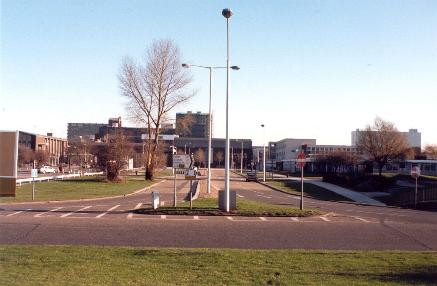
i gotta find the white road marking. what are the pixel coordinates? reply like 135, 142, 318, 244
160, 201, 165, 206
127, 203, 142, 219
320, 216, 330, 222
61, 206, 92, 218
256, 194, 272, 199
291, 217, 299, 222
354, 216, 370, 223
237, 194, 244, 198
259, 217, 267, 221
96, 205, 120, 218
34, 207, 63, 217
226, 216, 234, 221
161, 215, 167, 219
193, 216, 199, 220
6, 209, 30, 217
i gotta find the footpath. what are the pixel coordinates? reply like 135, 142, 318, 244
285, 177, 386, 206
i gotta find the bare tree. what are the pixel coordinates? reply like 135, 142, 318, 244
424, 144, 437, 159
176, 113, 195, 137
34, 150, 49, 167
356, 117, 410, 176
119, 39, 193, 180
194, 148, 206, 167
18, 146, 34, 167
215, 151, 224, 167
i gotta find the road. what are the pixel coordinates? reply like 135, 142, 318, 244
1, 169, 436, 250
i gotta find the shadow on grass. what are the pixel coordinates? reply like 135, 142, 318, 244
331, 265, 437, 285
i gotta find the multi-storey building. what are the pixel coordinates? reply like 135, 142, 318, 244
176, 111, 211, 138
67, 122, 106, 142
18, 131, 68, 166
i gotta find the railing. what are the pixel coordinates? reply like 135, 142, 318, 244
16, 172, 104, 186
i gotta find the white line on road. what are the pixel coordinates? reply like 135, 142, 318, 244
61, 206, 92, 218
320, 216, 330, 222
259, 217, 267, 221
160, 201, 165, 206
193, 216, 199, 220
256, 194, 272, 199
354, 216, 370, 223
34, 207, 63, 218
127, 203, 142, 219
161, 215, 167, 219
96, 205, 120, 218
226, 216, 234, 221
291, 217, 299, 222
6, 209, 31, 217
237, 194, 245, 198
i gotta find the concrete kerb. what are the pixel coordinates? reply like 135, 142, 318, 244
0, 180, 164, 206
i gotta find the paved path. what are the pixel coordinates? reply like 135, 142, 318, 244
282, 176, 386, 206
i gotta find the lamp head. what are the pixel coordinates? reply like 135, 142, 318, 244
222, 8, 233, 19
230, 66, 240, 70
261, 124, 265, 128
182, 63, 190, 68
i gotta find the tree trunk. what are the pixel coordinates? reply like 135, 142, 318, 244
145, 168, 153, 180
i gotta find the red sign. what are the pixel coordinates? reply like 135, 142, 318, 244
297, 152, 306, 168
411, 166, 421, 179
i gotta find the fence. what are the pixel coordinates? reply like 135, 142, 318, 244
398, 183, 437, 206
16, 172, 104, 186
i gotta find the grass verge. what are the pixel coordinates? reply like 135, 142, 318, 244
265, 180, 353, 202
0, 176, 155, 203
1, 245, 436, 286
136, 197, 321, 217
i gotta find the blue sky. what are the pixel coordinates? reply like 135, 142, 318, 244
1, 0, 436, 146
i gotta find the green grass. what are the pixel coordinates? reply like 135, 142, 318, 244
137, 197, 321, 217
0, 176, 155, 203
0, 245, 436, 286
266, 180, 353, 202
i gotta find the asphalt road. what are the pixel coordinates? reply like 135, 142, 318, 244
1, 169, 436, 250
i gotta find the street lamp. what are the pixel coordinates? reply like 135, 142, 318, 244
182, 63, 239, 195
223, 8, 233, 212
261, 124, 266, 182
240, 140, 244, 174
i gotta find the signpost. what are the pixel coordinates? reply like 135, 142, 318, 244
297, 152, 306, 210
172, 154, 192, 207
31, 166, 38, 201
411, 166, 421, 208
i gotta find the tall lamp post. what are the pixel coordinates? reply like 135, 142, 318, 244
223, 8, 233, 212
240, 140, 244, 174
181, 64, 239, 194
261, 124, 266, 182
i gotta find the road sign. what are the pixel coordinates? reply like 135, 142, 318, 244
185, 169, 196, 180
173, 155, 191, 169
297, 152, 306, 168
411, 166, 421, 179
31, 169, 38, 178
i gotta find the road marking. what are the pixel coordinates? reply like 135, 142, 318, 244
96, 205, 120, 218
259, 217, 267, 221
61, 206, 92, 218
161, 215, 167, 219
256, 194, 272, 199
34, 207, 63, 218
237, 194, 245, 198
127, 203, 142, 219
354, 216, 370, 223
226, 216, 234, 221
160, 201, 165, 206
193, 216, 199, 220
291, 217, 299, 222
6, 209, 30, 217
320, 216, 330, 222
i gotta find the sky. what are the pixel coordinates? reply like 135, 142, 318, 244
1, 0, 436, 147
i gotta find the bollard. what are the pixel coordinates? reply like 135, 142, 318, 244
151, 191, 160, 210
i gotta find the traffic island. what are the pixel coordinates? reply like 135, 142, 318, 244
135, 198, 322, 217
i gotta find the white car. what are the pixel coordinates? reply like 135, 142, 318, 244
39, 166, 56, 174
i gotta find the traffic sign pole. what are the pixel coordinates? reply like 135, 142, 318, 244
300, 166, 304, 210
415, 176, 418, 209
173, 168, 177, 207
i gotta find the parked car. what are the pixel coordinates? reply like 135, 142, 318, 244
39, 165, 56, 174
246, 171, 258, 182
